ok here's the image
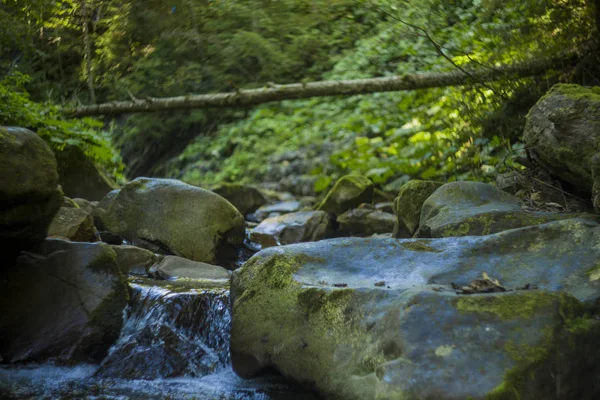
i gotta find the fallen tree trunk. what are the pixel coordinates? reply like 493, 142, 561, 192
69, 53, 577, 117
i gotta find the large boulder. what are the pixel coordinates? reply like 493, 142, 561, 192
149, 255, 231, 283
336, 208, 395, 237
523, 84, 600, 206
249, 211, 333, 249
0, 239, 129, 363
317, 175, 374, 216
94, 178, 245, 266
415, 181, 589, 238
231, 218, 600, 400
211, 184, 267, 216
0, 127, 62, 260
393, 180, 444, 238
54, 145, 119, 201
47, 206, 97, 242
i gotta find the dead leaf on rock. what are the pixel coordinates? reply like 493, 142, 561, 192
333, 283, 348, 288
455, 271, 507, 295
374, 281, 385, 287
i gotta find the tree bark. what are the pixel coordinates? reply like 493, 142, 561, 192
69, 52, 578, 117
82, 0, 96, 104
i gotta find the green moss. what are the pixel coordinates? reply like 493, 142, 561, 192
586, 264, 600, 282
401, 241, 442, 252
558, 293, 596, 333
552, 83, 600, 102
455, 291, 556, 320
442, 222, 471, 237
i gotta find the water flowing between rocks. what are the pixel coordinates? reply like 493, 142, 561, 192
0, 279, 316, 399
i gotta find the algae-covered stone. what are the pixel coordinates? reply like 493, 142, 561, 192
393, 180, 444, 238
94, 178, 245, 266
415, 181, 590, 238
72, 197, 97, 214
111, 244, 158, 275
336, 208, 395, 237
54, 144, 119, 201
249, 211, 332, 248
523, 84, 600, 205
0, 127, 62, 259
212, 184, 267, 216
317, 175, 373, 216
149, 255, 231, 283
0, 239, 128, 363
48, 206, 97, 242
231, 218, 600, 399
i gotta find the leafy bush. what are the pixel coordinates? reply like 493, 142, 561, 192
0, 72, 123, 179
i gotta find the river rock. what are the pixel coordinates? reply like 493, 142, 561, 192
336, 208, 395, 237
249, 211, 333, 248
393, 180, 444, 238
0, 239, 128, 363
72, 198, 97, 214
251, 200, 303, 222
94, 178, 245, 266
231, 218, 600, 400
47, 206, 97, 242
149, 256, 231, 283
211, 184, 266, 216
54, 144, 119, 201
523, 84, 600, 205
0, 127, 62, 260
317, 175, 373, 216
111, 244, 158, 275
415, 181, 588, 238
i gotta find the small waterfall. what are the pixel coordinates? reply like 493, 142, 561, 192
96, 282, 232, 379
0, 278, 316, 399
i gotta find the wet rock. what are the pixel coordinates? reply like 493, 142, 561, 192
94, 178, 245, 266
62, 197, 79, 208
0, 239, 128, 363
231, 218, 600, 399
249, 211, 333, 248
47, 207, 97, 242
317, 175, 374, 216
0, 127, 62, 260
251, 201, 303, 222
374, 202, 394, 214
523, 84, 600, 203
336, 208, 395, 237
149, 256, 231, 283
415, 181, 591, 238
212, 184, 267, 216
96, 281, 230, 379
393, 180, 443, 238
54, 145, 119, 201
111, 245, 158, 275
92, 189, 120, 231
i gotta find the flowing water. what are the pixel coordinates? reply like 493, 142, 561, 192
0, 279, 316, 400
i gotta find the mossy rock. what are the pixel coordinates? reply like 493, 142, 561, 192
47, 206, 97, 242
393, 180, 444, 238
317, 174, 374, 216
231, 220, 600, 399
149, 255, 231, 283
212, 184, 267, 216
110, 244, 159, 275
523, 84, 600, 199
0, 239, 128, 363
0, 126, 62, 259
95, 178, 245, 267
336, 208, 395, 237
415, 181, 592, 238
54, 144, 119, 201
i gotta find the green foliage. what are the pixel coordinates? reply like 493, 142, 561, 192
0, 72, 123, 177
175, 0, 594, 191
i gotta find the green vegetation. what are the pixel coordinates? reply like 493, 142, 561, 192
0, 0, 597, 190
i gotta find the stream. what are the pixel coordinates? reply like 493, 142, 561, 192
0, 278, 316, 399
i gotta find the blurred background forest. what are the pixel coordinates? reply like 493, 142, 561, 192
1, 0, 598, 195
